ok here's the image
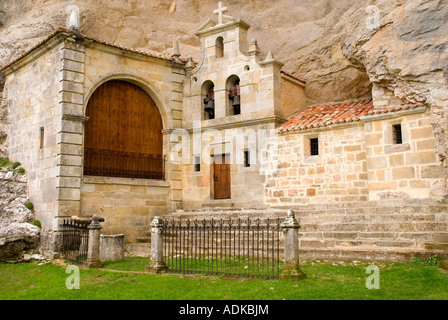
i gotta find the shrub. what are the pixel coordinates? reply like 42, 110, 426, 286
32, 220, 42, 229
0, 157, 10, 167
11, 162, 21, 169
25, 201, 34, 211
411, 255, 443, 267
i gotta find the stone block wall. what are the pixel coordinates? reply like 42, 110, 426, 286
2, 32, 186, 254
83, 43, 185, 212
266, 109, 443, 205
181, 123, 270, 210
266, 123, 369, 206
364, 110, 443, 200
81, 176, 170, 244
3, 39, 64, 241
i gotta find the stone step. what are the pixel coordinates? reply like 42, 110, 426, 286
135, 236, 151, 243
432, 233, 448, 242
441, 260, 448, 270
298, 247, 438, 262
299, 238, 418, 249
201, 202, 236, 209
124, 243, 151, 257
171, 207, 286, 217
423, 241, 448, 251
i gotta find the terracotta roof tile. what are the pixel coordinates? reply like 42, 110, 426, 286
278, 99, 424, 134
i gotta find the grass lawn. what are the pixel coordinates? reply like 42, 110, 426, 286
0, 257, 447, 300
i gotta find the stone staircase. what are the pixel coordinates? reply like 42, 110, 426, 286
125, 199, 448, 261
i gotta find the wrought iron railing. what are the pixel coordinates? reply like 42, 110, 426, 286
84, 148, 165, 180
59, 219, 90, 264
162, 217, 284, 279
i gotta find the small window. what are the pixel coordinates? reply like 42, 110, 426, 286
244, 151, 250, 167
193, 156, 201, 172
39, 127, 45, 149
310, 138, 319, 156
216, 37, 224, 59
393, 124, 403, 144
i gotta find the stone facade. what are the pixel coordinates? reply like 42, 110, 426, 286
265, 100, 447, 260
1, 29, 186, 255
1, 4, 447, 261
180, 15, 306, 210
267, 106, 443, 205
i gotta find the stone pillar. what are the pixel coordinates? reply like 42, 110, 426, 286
145, 216, 168, 274
86, 215, 102, 268
280, 209, 306, 281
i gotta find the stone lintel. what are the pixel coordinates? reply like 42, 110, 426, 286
62, 114, 89, 123
184, 116, 286, 133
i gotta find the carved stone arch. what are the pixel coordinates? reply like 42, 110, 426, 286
83, 76, 165, 180
84, 73, 170, 129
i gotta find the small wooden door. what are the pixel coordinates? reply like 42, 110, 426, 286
213, 154, 231, 199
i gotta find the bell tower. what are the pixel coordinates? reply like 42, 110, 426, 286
183, 2, 287, 126
181, 2, 303, 210
194, 2, 251, 64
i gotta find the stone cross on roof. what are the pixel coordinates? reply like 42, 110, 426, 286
214, 2, 228, 25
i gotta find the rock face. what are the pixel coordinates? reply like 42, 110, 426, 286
0, 167, 40, 260
0, 0, 446, 194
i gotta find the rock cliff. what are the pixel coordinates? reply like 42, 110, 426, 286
0, 160, 40, 260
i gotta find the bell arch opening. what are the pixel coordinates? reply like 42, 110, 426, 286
202, 80, 215, 120
226, 75, 241, 116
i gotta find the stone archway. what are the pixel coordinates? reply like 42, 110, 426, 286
84, 80, 164, 180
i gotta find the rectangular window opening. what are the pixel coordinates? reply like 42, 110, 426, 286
194, 156, 201, 172
39, 127, 45, 149
310, 138, 319, 156
244, 151, 251, 167
393, 124, 403, 144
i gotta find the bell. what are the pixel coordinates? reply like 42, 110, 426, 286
232, 95, 240, 107
204, 99, 215, 113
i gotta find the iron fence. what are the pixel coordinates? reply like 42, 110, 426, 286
162, 217, 284, 279
59, 219, 90, 264
84, 148, 165, 180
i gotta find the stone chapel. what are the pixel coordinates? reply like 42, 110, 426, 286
1, 3, 447, 261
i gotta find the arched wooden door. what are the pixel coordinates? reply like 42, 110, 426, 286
84, 80, 164, 180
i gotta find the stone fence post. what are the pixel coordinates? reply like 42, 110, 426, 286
145, 216, 168, 274
86, 214, 102, 268
280, 209, 306, 281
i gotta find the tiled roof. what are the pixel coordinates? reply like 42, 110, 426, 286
1, 27, 182, 72
278, 99, 425, 134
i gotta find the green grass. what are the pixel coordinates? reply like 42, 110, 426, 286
1, 258, 448, 300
